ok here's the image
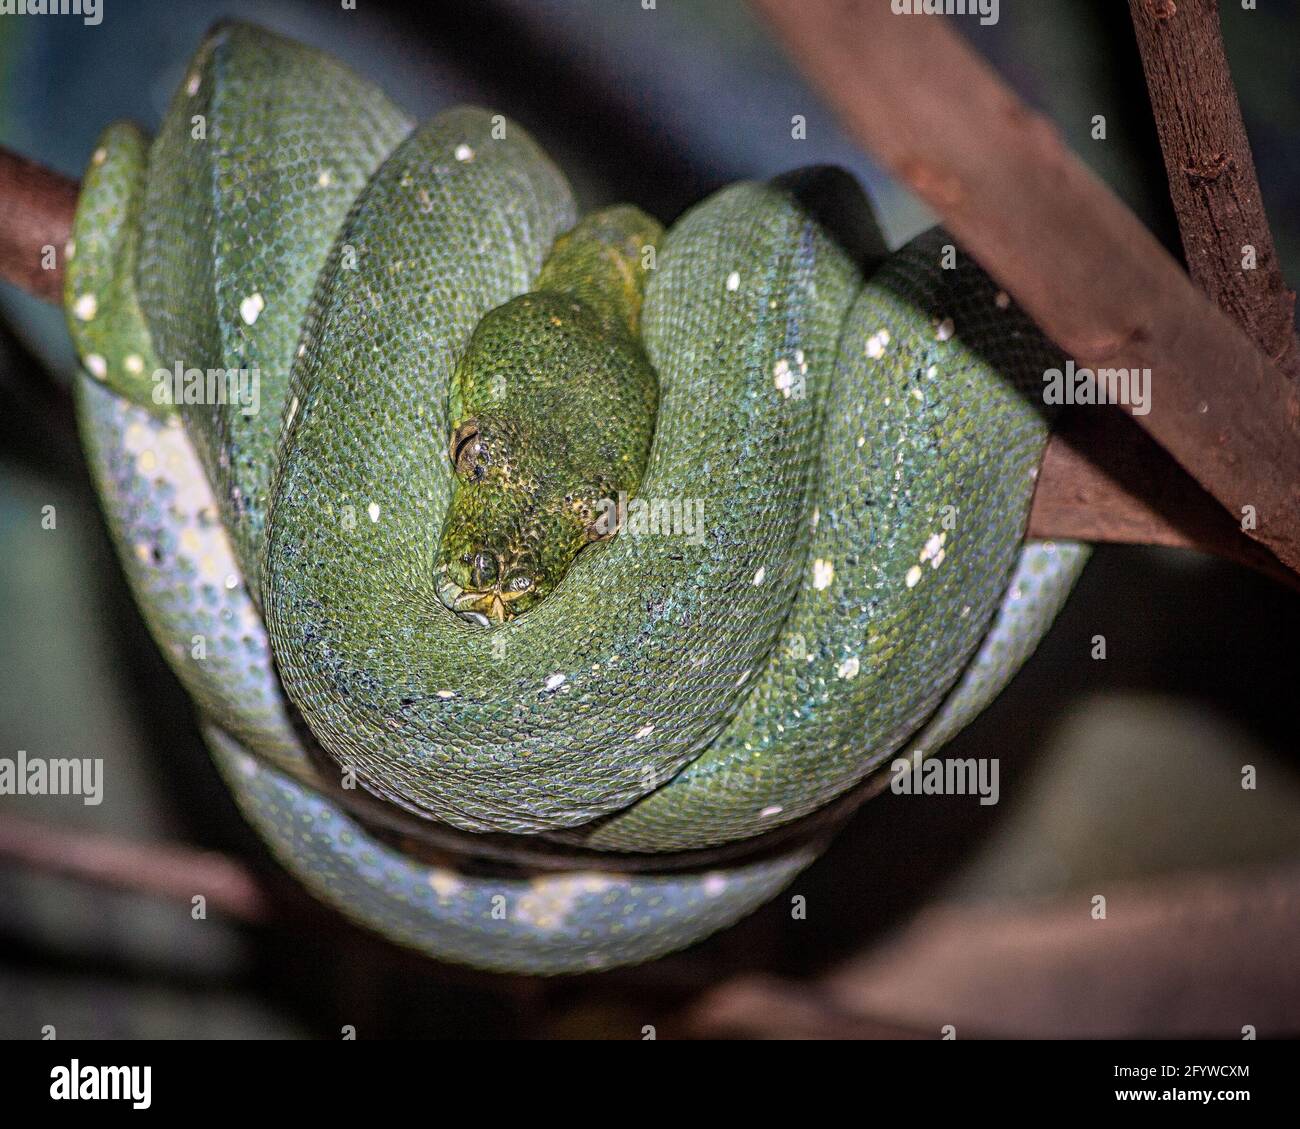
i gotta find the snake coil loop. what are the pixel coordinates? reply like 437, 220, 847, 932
66, 23, 1086, 973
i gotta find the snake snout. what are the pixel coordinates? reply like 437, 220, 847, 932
435, 550, 539, 626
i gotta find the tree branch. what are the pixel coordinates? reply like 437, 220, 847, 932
1129, 0, 1299, 379
0, 131, 1290, 584
684, 863, 1300, 1038
752, 0, 1300, 576
0, 814, 273, 925
1032, 409, 1300, 592
0, 146, 76, 304
6, 812, 1295, 1038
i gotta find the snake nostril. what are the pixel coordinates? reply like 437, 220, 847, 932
505, 572, 533, 594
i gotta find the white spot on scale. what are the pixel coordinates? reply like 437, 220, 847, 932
367, 502, 381, 523
73, 293, 98, 321
725, 271, 740, 292
544, 673, 567, 692
185, 72, 201, 96
865, 328, 890, 359
124, 354, 144, 375
836, 655, 860, 680
91, 147, 107, 166
759, 804, 783, 818
428, 869, 464, 898
994, 290, 1011, 310
935, 317, 955, 341
812, 558, 834, 590
920, 532, 946, 563
435, 689, 457, 699
702, 874, 728, 897
84, 354, 108, 380
634, 724, 655, 740
773, 358, 793, 396
752, 566, 765, 586
514, 874, 617, 930
454, 143, 475, 162
316, 169, 333, 188
905, 565, 923, 589
239, 292, 265, 326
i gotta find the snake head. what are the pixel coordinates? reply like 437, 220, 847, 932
433, 217, 660, 627
436, 414, 606, 624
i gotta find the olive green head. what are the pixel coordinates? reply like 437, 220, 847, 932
435, 205, 661, 626
435, 413, 616, 624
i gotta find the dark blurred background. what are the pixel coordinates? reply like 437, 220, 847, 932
1, 0, 1298, 1039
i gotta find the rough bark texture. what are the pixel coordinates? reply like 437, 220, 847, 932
1129, 0, 1299, 379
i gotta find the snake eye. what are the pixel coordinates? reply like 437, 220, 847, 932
508, 574, 532, 593
469, 551, 498, 587
451, 420, 482, 479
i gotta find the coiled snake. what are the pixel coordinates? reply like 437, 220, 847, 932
65, 24, 1086, 973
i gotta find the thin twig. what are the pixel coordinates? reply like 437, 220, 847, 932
680, 976, 933, 1039
0, 814, 273, 925
752, 0, 1300, 576
1129, 0, 1299, 379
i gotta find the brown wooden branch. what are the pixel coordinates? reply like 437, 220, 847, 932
0, 138, 1290, 585
1032, 409, 1300, 592
6, 811, 1295, 1036
1129, 0, 1299, 380
752, 0, 1300, 577
684, 863, 1300, 1038
0, 814, 273, 925
680, 976, 933, 1039
0, 146, 76, 304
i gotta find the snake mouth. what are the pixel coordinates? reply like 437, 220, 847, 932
435, 565, 530, 626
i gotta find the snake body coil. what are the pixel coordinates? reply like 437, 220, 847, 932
65, 24, 1086, 973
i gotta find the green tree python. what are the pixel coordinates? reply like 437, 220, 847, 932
62, 23, 1087, 974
